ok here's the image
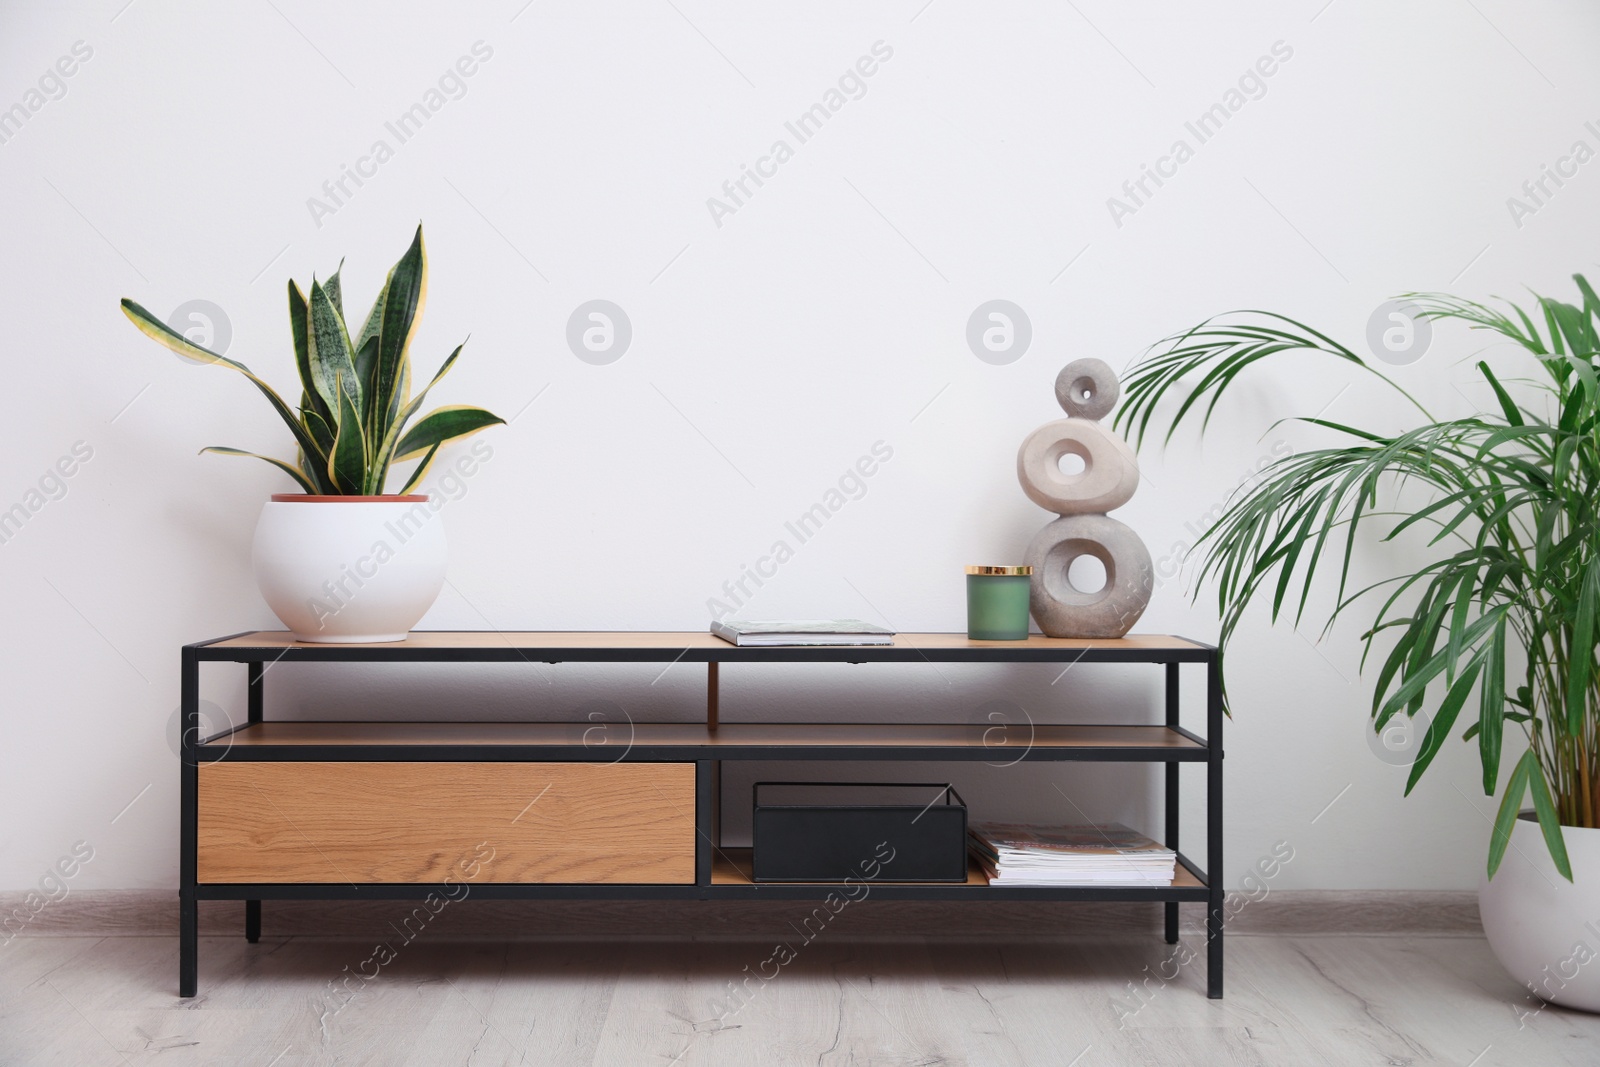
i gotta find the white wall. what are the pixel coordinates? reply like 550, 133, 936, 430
3, 0, 1597, 894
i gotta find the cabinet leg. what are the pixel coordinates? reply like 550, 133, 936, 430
1207, 893, 1224, 998
1206, 655, 1224, 999
245, 900, 260, 943
1163, 663, 1181, 947
179, 645, 199, 999
180, 893, 197, 998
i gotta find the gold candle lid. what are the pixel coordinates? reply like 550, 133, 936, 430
965, 565, 1032, 576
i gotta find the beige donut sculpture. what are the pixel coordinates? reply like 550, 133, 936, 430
1016, 358, 1153, 638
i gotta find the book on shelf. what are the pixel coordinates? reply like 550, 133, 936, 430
709, 620, 895, 647
968, 821, 1177, 886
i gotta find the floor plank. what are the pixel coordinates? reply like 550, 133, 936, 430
4, 932, 1600, 1067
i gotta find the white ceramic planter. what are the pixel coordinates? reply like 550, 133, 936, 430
1479, 814, 1600, 1012
252, 495, 447, 643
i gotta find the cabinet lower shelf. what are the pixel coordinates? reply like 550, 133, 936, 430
708, 848, 1209, 898
190, 850, 1208, 902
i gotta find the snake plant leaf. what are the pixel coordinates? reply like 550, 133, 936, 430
120, 298, 330, 475
394, 405, 504, 461
396, 442, 442, 495
123, 227, 502, 498
324, 259, 344, 319
307, 278, 360, 414
121, 297, 231, 366
200, 446, 318, 494
352, 284, 386, 407
370, 343, 468, 478
411, 342, 465, 408
354, 300, 383, 360
354, 334, 380, 412
287, 282, 331, 429
328, 380, 367, 494
301, 400, 335, 456
369, 225, 427, 442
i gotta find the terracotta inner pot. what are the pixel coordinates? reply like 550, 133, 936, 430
269, 494, 429, 502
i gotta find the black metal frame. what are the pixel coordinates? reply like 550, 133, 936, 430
178, 631, 1224, 999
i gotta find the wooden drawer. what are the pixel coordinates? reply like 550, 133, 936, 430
197, 762, 695, 884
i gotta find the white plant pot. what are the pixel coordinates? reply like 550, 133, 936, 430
252, 495, 447, 643
1479, 813, 1600, 1012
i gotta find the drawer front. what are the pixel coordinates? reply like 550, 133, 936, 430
197, 762, 695, 884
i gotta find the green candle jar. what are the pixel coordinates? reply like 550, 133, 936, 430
965, 565, 1033, 640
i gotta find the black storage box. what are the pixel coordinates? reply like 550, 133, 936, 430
751, 782, 968, 883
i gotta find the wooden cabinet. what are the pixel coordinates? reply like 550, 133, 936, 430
179, 630, 1223, 1000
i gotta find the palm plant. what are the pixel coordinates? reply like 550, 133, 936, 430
119, 225, 502, 495
1116, 276, 1600, 881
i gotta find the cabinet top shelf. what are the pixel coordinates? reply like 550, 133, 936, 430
193, 630, 1215, 664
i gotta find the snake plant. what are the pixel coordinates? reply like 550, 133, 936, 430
120, 225, 502, 495
1117, 276, 1600, 881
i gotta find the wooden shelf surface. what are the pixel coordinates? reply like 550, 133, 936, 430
710, 848, 1203, 890
197, 631, 1211, 665
711, 847, 988, 887
213, 721, 1205, 752
208, 630, 1207, 652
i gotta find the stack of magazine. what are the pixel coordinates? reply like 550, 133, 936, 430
709, 620, 894, 647
968, 822, 1177, 886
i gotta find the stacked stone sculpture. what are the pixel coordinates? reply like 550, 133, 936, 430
1016, 358, 1153, 638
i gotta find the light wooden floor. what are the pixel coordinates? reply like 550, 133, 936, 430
3, 931, 1595, 1066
